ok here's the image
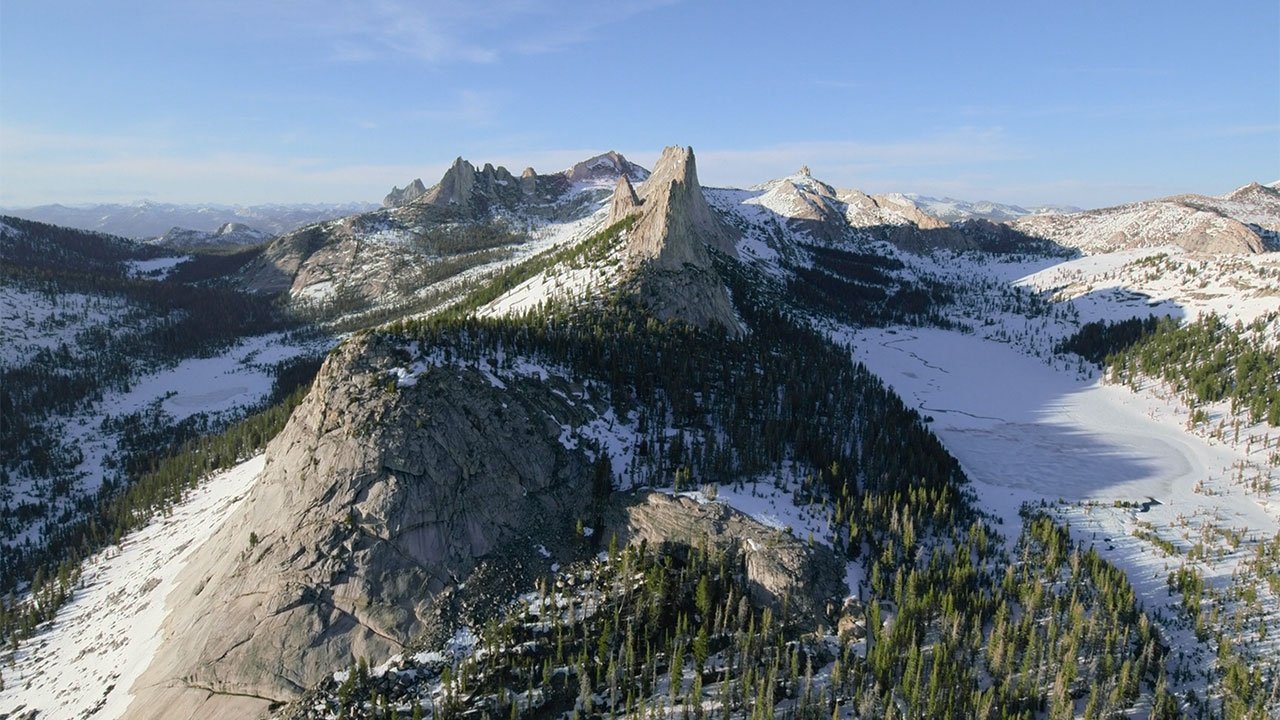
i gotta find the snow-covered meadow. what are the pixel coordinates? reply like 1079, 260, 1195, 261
839, 245, 1280, 689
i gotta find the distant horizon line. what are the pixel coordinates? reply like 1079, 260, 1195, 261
1, 163, 1274, 214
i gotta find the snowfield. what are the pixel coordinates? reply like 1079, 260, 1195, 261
0, 456, 264, 720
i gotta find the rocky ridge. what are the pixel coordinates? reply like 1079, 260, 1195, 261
1012, 184, 1279, 254
151, 221, 272, 248
237, 151, 649, 307
382, 179, 427, 208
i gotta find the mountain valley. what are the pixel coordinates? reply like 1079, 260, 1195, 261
1, 148, 1278, 720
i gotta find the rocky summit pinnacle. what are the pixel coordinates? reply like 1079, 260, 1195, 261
624, 145, 737, 264
382, 178, 427, 208
566, 150, 649, 185
607, 175, 643, 223
609, 145, 742, 334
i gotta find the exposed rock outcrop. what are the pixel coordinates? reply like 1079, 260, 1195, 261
567, 150, 650, 185
520, 167, 538, 196
609, 492, 845, 630
1013, 195, 1272, 254
382, 179, 427, 208
124, 337, 599, 719
749, 172, 976, 251
609, 146, 742, 334
606, 175, 643, 224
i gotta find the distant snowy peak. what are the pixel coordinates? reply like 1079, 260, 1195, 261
1, 202, 376, 239
565, 150, 650, 185
151, 222, 271, 248
897, 194, 1081, 222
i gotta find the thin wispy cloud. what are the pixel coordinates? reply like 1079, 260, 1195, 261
250, 0, 679, 66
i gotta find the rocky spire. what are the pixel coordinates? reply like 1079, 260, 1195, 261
617, 145, 742, 335
519, 167, 538, 196
627, 145, 736, 264
421, 157, 478, 207
607, 174, 643, 225
382, 178, 427, 208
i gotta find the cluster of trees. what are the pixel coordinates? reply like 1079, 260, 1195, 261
410, 220, 527, 258
1056, 315, 1164, 365
298, 506, 1180, 720
784, 243, 956, 327
1063, 313, 1280, 427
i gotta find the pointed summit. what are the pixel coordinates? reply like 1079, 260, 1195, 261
607, 175, 643, 225
421, 158, 478, 207
520, 166, 538, 195
628, 145, 736, 264
617, 145, 742, 334
567, 150, 649, 184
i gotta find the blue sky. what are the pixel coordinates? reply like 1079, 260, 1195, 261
1, 1, 1276, 208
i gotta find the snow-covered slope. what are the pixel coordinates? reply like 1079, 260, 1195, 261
150, 222, 271, 248
896, 193, 1081, 222
0, 456, 263, 720
828, 242, 1280, 694
1013, 184, 1278, 254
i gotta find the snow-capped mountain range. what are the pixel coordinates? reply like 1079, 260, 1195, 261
2, 146, 1278, 720
1, 200, 377, 240
893, 193, 1083, 222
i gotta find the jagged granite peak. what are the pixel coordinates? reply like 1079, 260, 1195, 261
627, 145, 737, 261
606, 174, 643, 223
421, 157, 479, 207
615, 145, 742, 334
123, 336, 599, 719
382, 178, 427, 208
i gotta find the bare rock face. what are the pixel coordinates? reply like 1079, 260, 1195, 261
608, 146, 742, 334
610, 492, 845, 630
626, 145, 737, 264
421, 157, 482, 208
124, 336, 596, 720
382, 179, 427, 208
520, 167, 538, 196
607, 175, 643, 224
567, 150, 650, 185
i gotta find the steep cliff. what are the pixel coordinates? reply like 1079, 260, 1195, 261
124, 336, 599, 719
606, 145, 742, 334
